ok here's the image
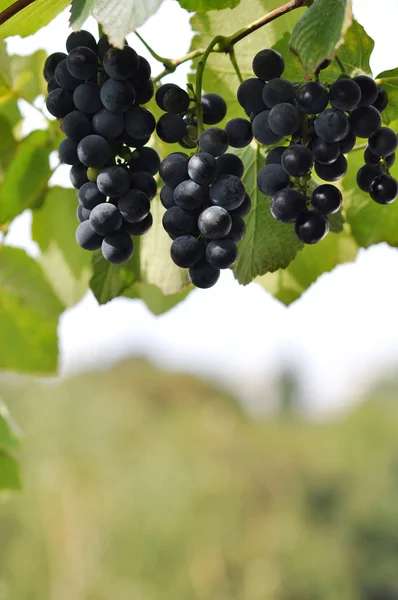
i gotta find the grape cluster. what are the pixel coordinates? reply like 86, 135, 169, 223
159, 129, 250, 288
43, 30, 159, 264
237, 48, 398, 244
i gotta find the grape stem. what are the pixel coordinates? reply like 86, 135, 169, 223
0, 0, 36, 25
196, 35, 225, 137
229, 49, 244, 84
334, 55, 345, 74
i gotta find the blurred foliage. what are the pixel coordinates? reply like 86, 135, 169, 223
1, 360, 398, 598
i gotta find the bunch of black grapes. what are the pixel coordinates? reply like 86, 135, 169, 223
237, 47, 397, 244
159, 128, 250, 289
43, 29, 159, 264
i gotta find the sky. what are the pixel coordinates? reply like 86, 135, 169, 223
4, 0, 398, 413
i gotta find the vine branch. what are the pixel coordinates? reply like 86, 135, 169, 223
0, 0, 36, 25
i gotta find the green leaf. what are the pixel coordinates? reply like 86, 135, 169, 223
124, 282, 192, 315
0, 39, 13, 102
90, 248, 139, 305
10, 50, 47, 104
328, 210, 344, 234
0, 246, 63, 374
0, 0, 71, 38
375, 69, 398, 125
0, 403, 19, 450
272, 33, 304, 83
0, 114, 16, 170
233, 144, 303, 285
0, 130, 52, 225
0, 450, 21, 490
178, 0, 240, 10
258, 229, 358, 305
343, 149, 398, 248
70, 0, 164, 47
32, 187, 92, 307
189, 0, 306, 122
289, 0, 353, 77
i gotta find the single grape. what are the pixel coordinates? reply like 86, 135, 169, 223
252, 110, 283, 145
265, 146, 287, 166
78, 181, 106, 210
43, 52, 67, 82
163, 87, 190, 114
163, 206, 197, 237
66, 30, 97, 53
54, 59, 81, 91
100, 79, 135, 113
225, 118, 253, 148
92, 109, 124, 140
198, 206, 232, 239
118, 190, 150, 223
76, 221, 103, 251
210, 174, 246, 210
268, 103, 301, 136
102, 232, 134, 264
174, 180, 208, 210
89, 203, 123, 235
314, 153, 347, 181
281, 144, 313, 177
77, 204, 91, 223
349, 106, 382, 138
134, 56, 152, 85
228, 215, 246, 244
262, 78, 295, 108
130, 172, 157, 201
73, 83, 102, 114
257, 163, 289, 197
123, 212, 153, 236
252, 48, 284, 81
58, 138, 79, 165
134, 79, 154, 105
372, 87, 388, 112
356, 164, 383, 192
62, 110, 93, 141
295, 211, 329, 244
97, 166, 130, 197
295, 81, 329, 114
159, 152, 189, 187
155, 83, 180, 110
125, 106, 156, 139
206, 238, 238, 269
123, 132, 151, 148
216, 153, 244, 178
160, 185, 176, 209
170, 235, 203, 268
87, 167, 101, 182
199, 128, 229, 157
311, 138, 340, 165
364, 147, 395, 169
368, 126, 397, 157
77, 134, 111, 167
67, 46, 98, 80
270, 188, 306, 223
189, 258, 220, 289
156, 113, 187, 143
329, 78, 362, 111
70, 164, 88, 189
311, 184, 342, 215
188, 152, 218, 185
229, 193, 251, 218
369, 174, 398, 204
103, 46, 139, 80
314, 109, 350, 143
202, 93, 227, 124
128, 147, 160, 176
353, 75, 379, 107
237, 78, 267, 114
339, 130, 356, 154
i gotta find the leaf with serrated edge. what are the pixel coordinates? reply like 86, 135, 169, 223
0, 0, 71, 38
90, 249, 139, 305
234, 143, 303, 286
258, 230, 358, 305
290, 0, 353, 77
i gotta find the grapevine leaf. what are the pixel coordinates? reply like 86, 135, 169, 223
0, 114, 16, 170
0, 0, 71, 38
0, 404, 19, 450
70, 0, 164, 48
258, 229, 358, 305
124, 282, 192, 315
90, 248, 140, 305
10, 50, 47, 105
32, 187, 92, 307
189, 0, 306, 123
0, 247, 63, 374
343, 148, 398, 247
289, 0, 353, 77
0, 451, 21, 490
328, 210, 344, 234
233, 144, 303, 285
0, 40, 13, 102
375, 69, 398, 125
0, 130, 52, 226
178, 0, 240, 10
272, 33, 304, 83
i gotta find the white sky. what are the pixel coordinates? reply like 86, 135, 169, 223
4, 0, 398, 413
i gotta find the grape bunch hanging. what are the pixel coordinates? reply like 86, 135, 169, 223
237, 48, 397, 244
43, 30, 159, 265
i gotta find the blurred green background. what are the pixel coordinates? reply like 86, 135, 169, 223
1, 361, 398, 600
